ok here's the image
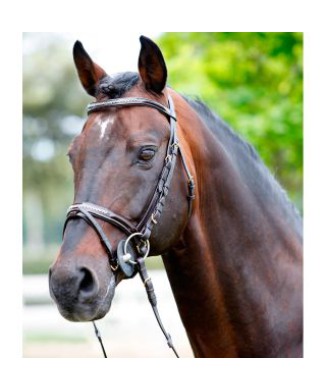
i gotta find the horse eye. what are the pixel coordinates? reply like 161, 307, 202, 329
139, 148, 156, 161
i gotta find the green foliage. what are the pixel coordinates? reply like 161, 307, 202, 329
158, 32, 302, 208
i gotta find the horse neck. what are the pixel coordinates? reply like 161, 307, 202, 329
162, 94, 303, 357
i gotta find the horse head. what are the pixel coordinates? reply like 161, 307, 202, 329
49, 36, 190, 322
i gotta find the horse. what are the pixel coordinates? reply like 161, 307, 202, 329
49, 35, 303, 358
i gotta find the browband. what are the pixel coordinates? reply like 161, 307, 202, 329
87, 97, 177, 121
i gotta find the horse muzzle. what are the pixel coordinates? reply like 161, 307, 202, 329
48, 259, 116, 322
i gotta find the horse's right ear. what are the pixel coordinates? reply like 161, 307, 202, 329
73, 41, 107, 97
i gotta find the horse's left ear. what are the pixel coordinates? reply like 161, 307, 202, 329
138, 36, 167, 94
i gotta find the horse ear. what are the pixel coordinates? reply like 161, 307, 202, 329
73, 41, 107, 97
138, 36, 167, 94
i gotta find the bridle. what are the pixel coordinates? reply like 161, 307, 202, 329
63, 94, 195, 357
64, 95, 195, 277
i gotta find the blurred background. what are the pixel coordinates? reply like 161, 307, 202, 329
23, 32, 303, 357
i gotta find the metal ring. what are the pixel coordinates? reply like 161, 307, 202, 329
124, 232, 150, 259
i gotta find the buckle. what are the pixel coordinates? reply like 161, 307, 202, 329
165, 154, 172, 164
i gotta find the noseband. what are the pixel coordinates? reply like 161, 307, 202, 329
63, 94, 195, 357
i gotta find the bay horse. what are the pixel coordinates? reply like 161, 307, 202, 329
49, 36, 303, 358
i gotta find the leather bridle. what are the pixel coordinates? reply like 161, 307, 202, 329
62, 94, 195, 357
64, 95, 195, 276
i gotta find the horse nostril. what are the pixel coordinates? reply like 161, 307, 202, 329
78, 267, 99, 299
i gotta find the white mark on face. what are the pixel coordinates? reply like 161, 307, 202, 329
98, 115, 115, 140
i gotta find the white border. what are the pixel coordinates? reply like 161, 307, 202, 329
1, 1, 325, 389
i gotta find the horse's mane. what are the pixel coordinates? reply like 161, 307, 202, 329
184, 96, 302, 234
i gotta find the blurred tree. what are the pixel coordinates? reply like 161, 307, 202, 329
158, 32, 302, 209
23, 33, 89, 248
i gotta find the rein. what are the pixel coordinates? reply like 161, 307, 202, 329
63, 95, 195, 358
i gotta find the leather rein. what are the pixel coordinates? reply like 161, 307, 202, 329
63, 95, 195, 357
